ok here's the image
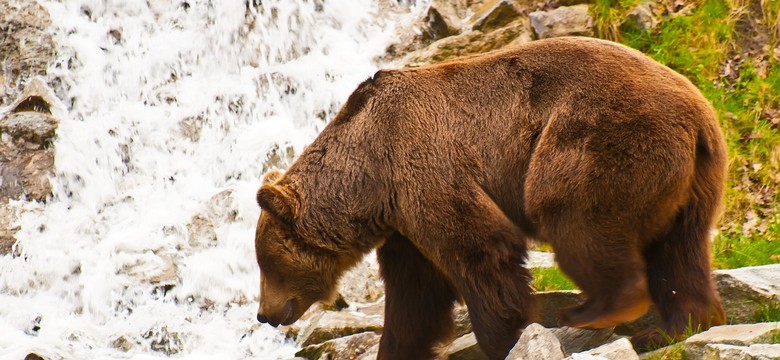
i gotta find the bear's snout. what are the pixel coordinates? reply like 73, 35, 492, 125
256, 298, 298, 327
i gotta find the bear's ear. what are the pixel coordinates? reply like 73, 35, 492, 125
262, 169, 284, 185
256, 184, 299, 223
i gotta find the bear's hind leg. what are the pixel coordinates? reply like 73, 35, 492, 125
634, 203, 726, 350
553, 230, 652, 330
377, 233, 458, 360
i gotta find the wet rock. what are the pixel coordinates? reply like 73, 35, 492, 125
470, 0, 523, 33
529, 5, 594, 39
147, 326, 183, 356
262, 143, 296, 172
338, 252, 384, 304
685, 322, 780, 360
299, 311, 383, 347
507, 323, 565, 360
404, 18, 532, 66
703, 343, 780, 360
186, 214, 218, 249
0, 207, 19, 255
447, 332, 488, 360
429, 0, 471, 33
206, 189, 239, 223
0, 141, 54, 202
24, 354, 45, 360
568, 337, 638, 360
295, 332, 380, 360
0, 1, 57, 107
1, 111, 58, 146
714, 264, 780, 323
111, 336, 135, 352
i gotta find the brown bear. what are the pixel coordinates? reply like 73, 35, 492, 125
253, 37, 727, 359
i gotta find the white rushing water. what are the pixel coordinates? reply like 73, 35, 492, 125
0, 1, 426, 358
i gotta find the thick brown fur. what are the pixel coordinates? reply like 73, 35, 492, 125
253, 37, 727, 359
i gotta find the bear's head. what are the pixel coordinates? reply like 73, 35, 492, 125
253, 170, 341, 327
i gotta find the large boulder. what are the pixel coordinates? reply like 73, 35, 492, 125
0, 1, 57, 107
507, 323, 565, 360
685, 322, 780, 359
714, 264, 780, 323
529, 5, 594, 39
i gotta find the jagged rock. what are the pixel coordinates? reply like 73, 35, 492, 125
299, 311, 383, 347
0, 1, 57, 107
685, 322, 780, 359
422, 6, 460, 42
508, 323, 565, 360
429, 0, 471, 33
206, 189, 238, 223
620, 3, 658, 33
470, 0, 523, 33
187, 214, 218, 249
295, 332, 380, 360
262, 143, 296, 173
714, 264, 780, 323
0, 141, 54, 202
529, 5, 594, 39
120, 254, 179, 285
447, 332, 488, 360
568, 338, 638, 360
404, 18, 532, 66
0, 78, 62, 203
111, 336, 135, 352
1, 111, 58, 146
146, 326, 183, 356
552, 327, 617, 354
338, 252, 384, 304
454, 304, 473, 337
703, 343, 780, 360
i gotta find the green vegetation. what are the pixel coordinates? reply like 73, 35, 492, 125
754, 302, 780, 323
531, 266, 577, 291
591, 0, 780, 270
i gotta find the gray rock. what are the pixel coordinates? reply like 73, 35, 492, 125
567, 338, 638, 360
714, 265, 780, 323
528, 251, 556, 268
404, 18, 532, 66
454, 304, 473, 337
422, 6, 460, 42
507, 323, 565, 360
295, 332, 380, 360
1, 112, 58, 146
298, 311, 383, 347
470, 0, 523, 33
685, 322, 780, 360
0, 1, 57, 107
338, 252, 384, 304
146, 326, 183, 356
703, 343, 780, 360
536, 290, 583, 328
447, 332, 488, 360
187, 214, 218, 249
552, 327, 617, 354
620, 4, 658, 33
529, 5, 594, 39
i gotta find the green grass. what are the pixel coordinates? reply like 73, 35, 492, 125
754, 302, 780, 323
531, 266, 577, 291
591, 0, 780, 270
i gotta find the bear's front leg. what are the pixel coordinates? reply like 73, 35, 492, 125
376, 233, 459, 360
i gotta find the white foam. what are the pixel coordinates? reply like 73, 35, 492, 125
0, 0, 428, 357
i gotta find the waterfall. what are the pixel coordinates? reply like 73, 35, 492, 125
0, 0, 426, 358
